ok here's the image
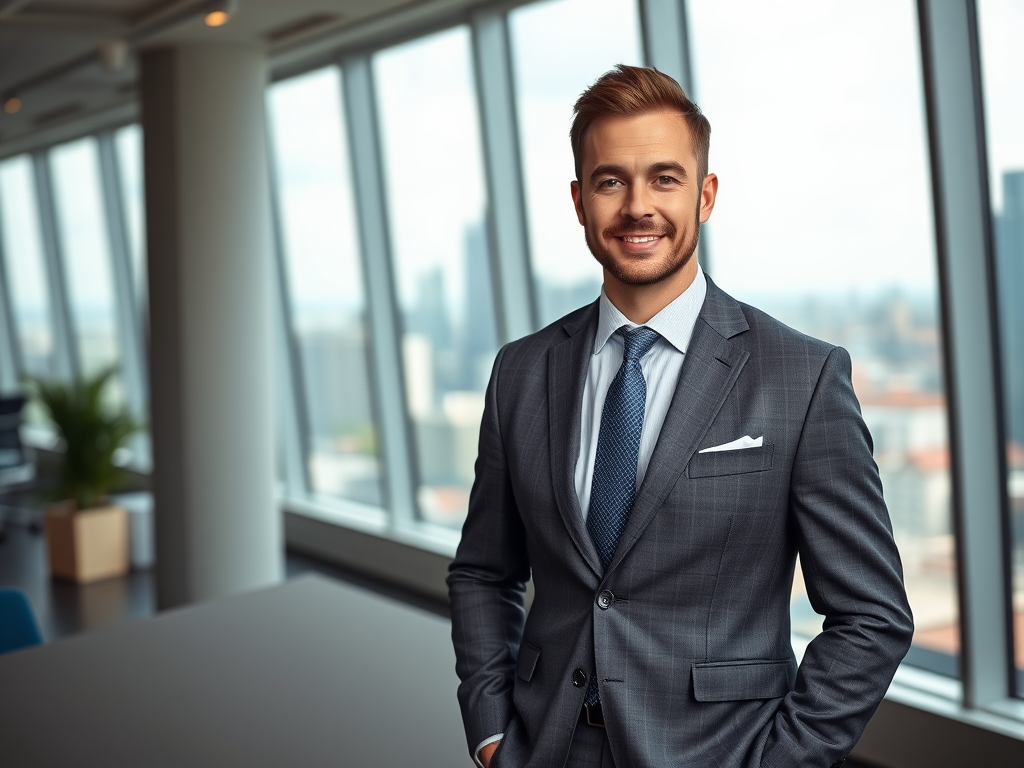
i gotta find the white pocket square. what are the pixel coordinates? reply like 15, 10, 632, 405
699, 435, 764, 453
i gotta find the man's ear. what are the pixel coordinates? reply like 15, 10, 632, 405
570, 180, 586, 226
699, 173, 718, 223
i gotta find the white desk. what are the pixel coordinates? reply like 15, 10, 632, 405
0, 575, 472, 767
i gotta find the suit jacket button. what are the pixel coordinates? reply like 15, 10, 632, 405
572, 668, 587, 687
597, 590, 614, 609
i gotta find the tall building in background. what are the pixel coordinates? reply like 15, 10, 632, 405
537, 276, 603, 323
997, 170, 1024, 448
462, 221, 497, 390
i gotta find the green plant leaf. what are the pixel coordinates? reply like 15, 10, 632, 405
24, 365, 141, 512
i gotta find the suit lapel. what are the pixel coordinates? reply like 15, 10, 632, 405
549, 303, 603, 577
605, 280, 750, 576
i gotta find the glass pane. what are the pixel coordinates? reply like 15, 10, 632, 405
268, 66, 384, 509
977, 0, 1024, 694
509, 0, 644, 325
374, 27, 499, 527
688, 0, 957, 673
115, 124, 147, 313
0, 155, 55, 390
49, 137, 124, 405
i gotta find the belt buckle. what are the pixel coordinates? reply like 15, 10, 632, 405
584, 702, 605, 728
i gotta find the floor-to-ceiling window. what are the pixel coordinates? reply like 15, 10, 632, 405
0, 155, 58, 426
49, 137, 124, 404
267, 66, 384, 510
686, 0, 956, 674
374, 27, 499, 528
977, 0, 1024, 695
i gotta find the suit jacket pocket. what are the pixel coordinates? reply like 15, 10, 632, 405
687, 444, 774, 479
516, 642, 540, 682
691, 659, 795, 701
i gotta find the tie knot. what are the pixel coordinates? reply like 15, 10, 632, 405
618, 326, 660, 361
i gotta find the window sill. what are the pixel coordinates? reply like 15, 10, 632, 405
281, 493, 459, 603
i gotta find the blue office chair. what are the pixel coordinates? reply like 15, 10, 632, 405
0, 588, 43, 655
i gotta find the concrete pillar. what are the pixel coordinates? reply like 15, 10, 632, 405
139, 44, 281, 609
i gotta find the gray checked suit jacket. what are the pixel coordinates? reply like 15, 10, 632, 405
448, 277, 914, 768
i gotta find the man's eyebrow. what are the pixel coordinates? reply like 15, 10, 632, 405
589, 161, 689, 183
650, 161, 689, 178
589, 164, 628, 182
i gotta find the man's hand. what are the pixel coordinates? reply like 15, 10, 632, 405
479, 740, 500, 767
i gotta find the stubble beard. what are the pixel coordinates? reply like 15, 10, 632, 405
585, 205, 702, 287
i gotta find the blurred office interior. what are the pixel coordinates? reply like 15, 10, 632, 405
0, 0, 1022, 765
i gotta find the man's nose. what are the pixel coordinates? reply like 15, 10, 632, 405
621, 183, 654, 219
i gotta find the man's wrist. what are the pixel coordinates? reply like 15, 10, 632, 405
473, 733, 503, 768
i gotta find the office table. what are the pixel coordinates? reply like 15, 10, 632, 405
0, 574, 473, 767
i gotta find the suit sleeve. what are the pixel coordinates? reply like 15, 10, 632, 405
447, 344, 531, 757
760, 345, 914, 768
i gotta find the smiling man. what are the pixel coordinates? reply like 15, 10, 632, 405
448, 65, 913, 768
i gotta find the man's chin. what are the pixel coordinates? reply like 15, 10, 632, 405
598, 253, 694, 288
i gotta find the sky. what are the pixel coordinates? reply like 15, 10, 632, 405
267, 66, 366, 322
687, 0, 936, 300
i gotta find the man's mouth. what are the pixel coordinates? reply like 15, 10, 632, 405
619, 235, 662, 243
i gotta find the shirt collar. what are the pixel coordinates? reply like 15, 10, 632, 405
594, 264, 707, 356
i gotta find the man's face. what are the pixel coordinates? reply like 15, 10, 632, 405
571, 110, 717, 293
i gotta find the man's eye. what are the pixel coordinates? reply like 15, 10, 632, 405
600, 179, 622, 188
657, 175, 678, 185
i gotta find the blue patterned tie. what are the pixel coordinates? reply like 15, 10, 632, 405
586, 325, 661, 572
585, 325, 660, 706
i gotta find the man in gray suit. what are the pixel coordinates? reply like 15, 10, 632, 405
448, 65, 913, 768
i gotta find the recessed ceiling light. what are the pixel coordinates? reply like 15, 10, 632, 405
204, 0, 236, 27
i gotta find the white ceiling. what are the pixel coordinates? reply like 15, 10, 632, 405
0, 0, 424, 147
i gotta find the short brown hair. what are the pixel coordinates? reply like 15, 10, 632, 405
570, 64, 711, 183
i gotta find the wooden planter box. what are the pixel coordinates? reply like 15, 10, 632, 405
44, 503, 129, 584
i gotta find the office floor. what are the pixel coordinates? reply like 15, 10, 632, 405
0, 517, 446, 644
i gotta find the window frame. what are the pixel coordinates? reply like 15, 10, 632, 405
917, 0, 1015, 712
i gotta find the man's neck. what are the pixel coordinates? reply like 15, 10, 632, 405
602, 261, 698, 324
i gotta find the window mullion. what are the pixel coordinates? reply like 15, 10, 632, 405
31, 151, 78, 384
0, 194, 22, 392
340, 54, 418, 527
469, 8, 537, 342
96, 131, 149, 463
639, 0, 694, 94
264, 120, 314, 499
917, 0, 1013, 708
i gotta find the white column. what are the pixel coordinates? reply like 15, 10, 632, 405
140, 44, 281, 609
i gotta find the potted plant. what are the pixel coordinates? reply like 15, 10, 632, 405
26, 366, 140, 584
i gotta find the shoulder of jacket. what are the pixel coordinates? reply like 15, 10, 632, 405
733, 300, 837, 360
